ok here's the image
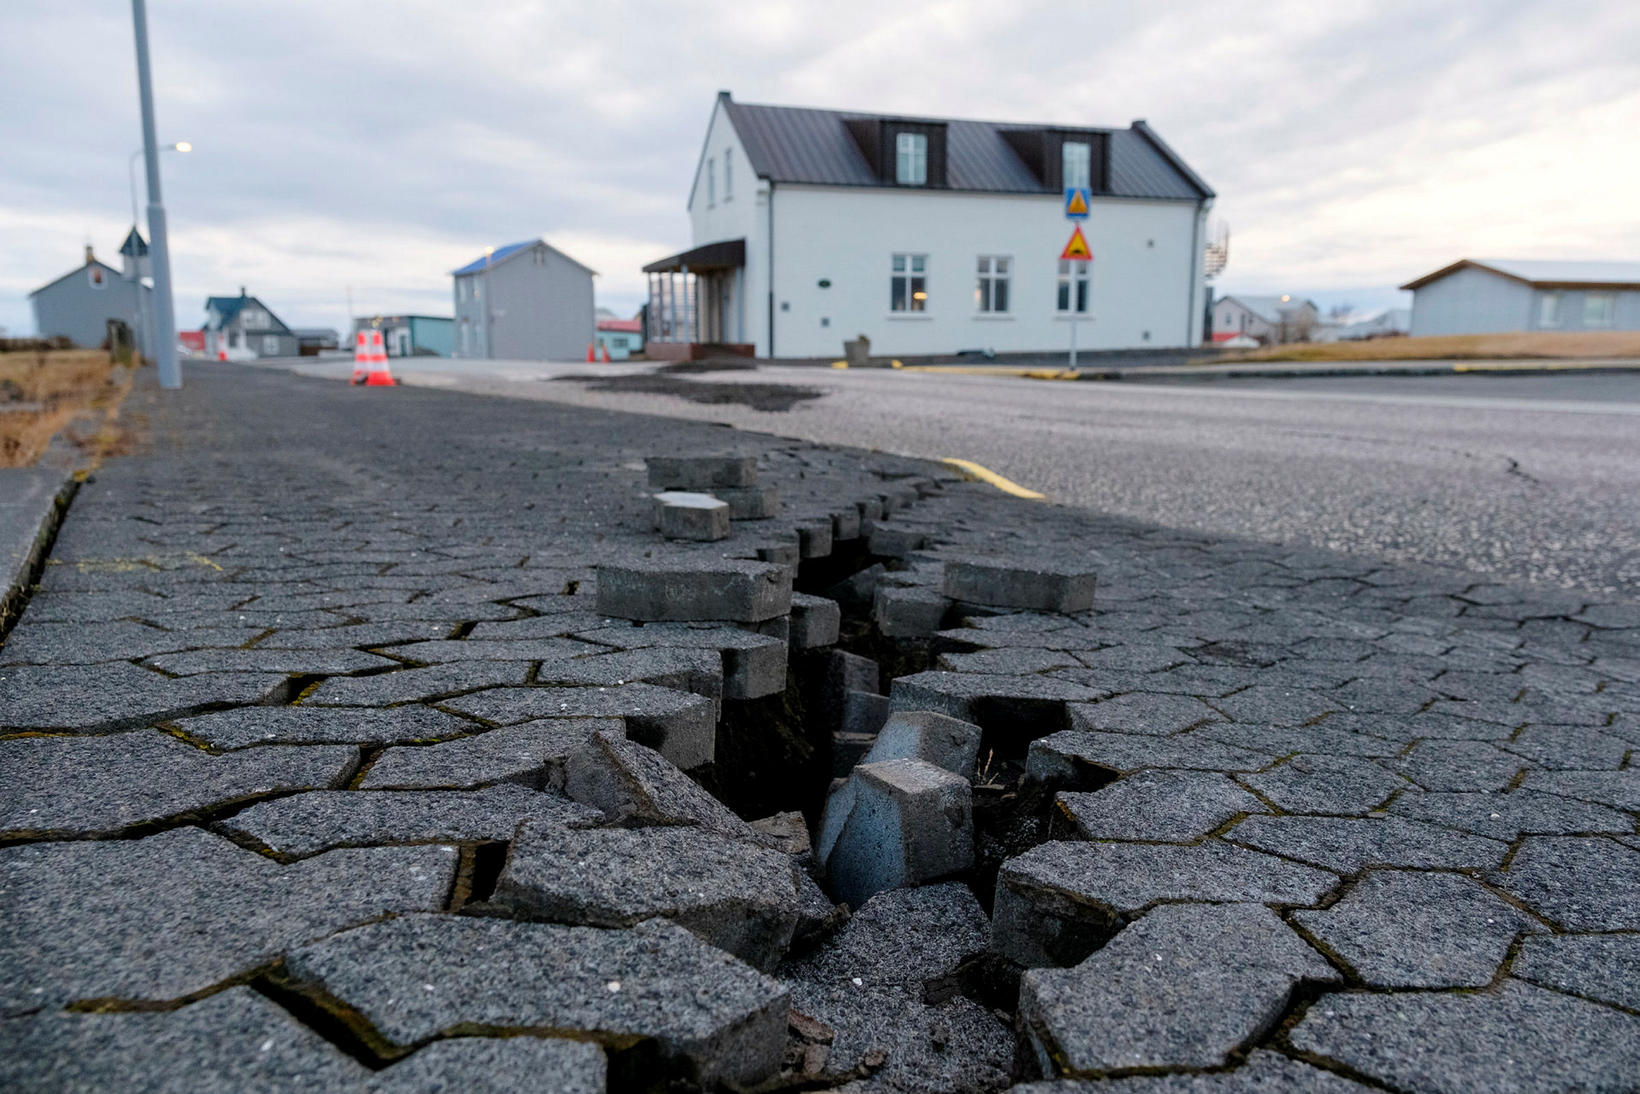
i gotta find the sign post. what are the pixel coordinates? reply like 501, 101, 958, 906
1061, 189, 1092, 370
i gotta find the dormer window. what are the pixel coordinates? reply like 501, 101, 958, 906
895, 132, 928, 186
1062, 141, 1091, 190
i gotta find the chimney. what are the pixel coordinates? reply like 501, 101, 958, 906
240, 286, 247, 297
84, 244, 95, 265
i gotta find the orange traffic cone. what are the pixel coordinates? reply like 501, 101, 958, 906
585, 342, 595, 363
353, 330, 396, 386
600, 343, 611, 363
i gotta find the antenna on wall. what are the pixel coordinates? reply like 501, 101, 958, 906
1204, 220, 1230, 280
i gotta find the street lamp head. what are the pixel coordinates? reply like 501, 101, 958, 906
171, 141, 192, 153
484, 245, 495, 256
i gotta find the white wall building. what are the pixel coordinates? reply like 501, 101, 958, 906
642, 92, 1214, 360
1402, 259, 1640, 336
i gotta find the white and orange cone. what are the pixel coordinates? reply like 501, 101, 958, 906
351, 329, 395, 386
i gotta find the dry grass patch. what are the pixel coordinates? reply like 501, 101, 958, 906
1210, 331, 1640, 363
0, 349, 135, 468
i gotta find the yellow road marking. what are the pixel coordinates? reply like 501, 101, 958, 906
1450, 360, 1639, 373
940, 458, 1046, 500
900, 364, 1079, 380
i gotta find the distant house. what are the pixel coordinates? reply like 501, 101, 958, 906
1208, 330, 1260, 349
203, 289, 298, 359
292, 328, 341, 356
1339, 307, 1411, 340
451, 239, 596, 361
29, 242, 152, 352
595, 311, 644, 360
1211, 294, 1320, 344
1401, 259, 1640, 336
353, 315, 453, 358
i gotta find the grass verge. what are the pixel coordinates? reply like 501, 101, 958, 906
1210, 331, 1640, 363
1, 348, 137, 468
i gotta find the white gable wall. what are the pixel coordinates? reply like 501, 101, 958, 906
764, 184, 1200, 358
686, 101, 766, 350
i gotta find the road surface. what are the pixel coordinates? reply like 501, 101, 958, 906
265, 356, 1640, 597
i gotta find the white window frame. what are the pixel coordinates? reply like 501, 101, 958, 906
891, 253, 928, 312
1056, 260, 1090, 314
975, 256, 1011, 314
707, 159, 716, 206
1583, 292, 1615, 328
1062, 141, 1091, 190
1537, 291, 1561, 328
723, 148, 733, 199
895, 132, 928, 186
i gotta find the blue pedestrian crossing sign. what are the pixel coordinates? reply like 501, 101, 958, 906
1064, 188, 1090, 219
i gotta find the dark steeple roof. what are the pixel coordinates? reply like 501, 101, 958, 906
119, 227, 149, 257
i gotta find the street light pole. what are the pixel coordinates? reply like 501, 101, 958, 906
131, 0, 181, 389
127, 142, 188, 365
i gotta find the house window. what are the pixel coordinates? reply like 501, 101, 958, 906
1062, 141, 1091, 190
1537, 291, 1561, 328
891, 253, 928, 312
532, 248, 545, 265
895, 132, 927, 186
707, 159, 716, 206
1584, 292, 1615, 327
724, 148, 733, 198
1056, 260, 1089, 313
975, 256, 1011, 313
228, 330, 240, 347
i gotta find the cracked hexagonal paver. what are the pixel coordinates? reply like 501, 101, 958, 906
1488, 836, 1640, 931
175, 705, 474, 749
0, 663, 288, 730
1240, 754, 1410, 814
1512, 933, 1640, 1011
359, 717, 624, 790
0, 827, 455, 1013
0, 730, 356, 839
1055, 770, 1265, 842
1230, 814, 1509, 873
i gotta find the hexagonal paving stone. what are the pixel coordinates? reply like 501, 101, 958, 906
1488, 836, 1640, 931
1055, 770, 1265, 843
1239, 754, 1409, 815
360, 718, 624, 790
1230, 815, 1509, 873
1512, 933, 1640, 1012
1292, 870, 1534, 987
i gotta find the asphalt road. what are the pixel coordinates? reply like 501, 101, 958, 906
267, 357, 1640, 597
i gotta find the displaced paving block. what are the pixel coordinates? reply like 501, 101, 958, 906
564, 730, 759, 843
750, 810, 811, 856
220, 784, 601, 858
303, 661, 530, 707
496, 821, 799, 969
943, 557, 1097, 614
285, 915, 789, 1087
646, 454, 758, 490
866, 523, 927, 557
1292, 870, 1533, 988
861, 710, 982, 777
573, 622, 788, 699
1054, 770, 1266, 843
872, 584, 951, 638
790, 592, 841, 649
820, 648, 879, 724
447, 683, 717, 771
832, 730, 877, 778
0, 730, 357, 840
0, 987, 374, 1093
714, 485, 781, 520
991, 840, 1339, 969
653, 491, 731, 542
596, 557, 791, 623
1019, 904, 1340, 1076
1288, 980, 1640, 1094
532, 647, 724, 699
0, 662, 288, 730
371, 1036, 607, 1094
783, 882, 989, 995
890, 672, 1105, 730
360, 718, 623, 790
1027, 729, 1271, 783
817, 758, 973, 908
176, 705, 473, 749
0, 827, 455, 1012
841, 688, 890, 736
1513, 933, 1640, 1012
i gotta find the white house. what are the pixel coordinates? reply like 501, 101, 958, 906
1401, 259, 1640, 336
641, 92, 1214, 360
1210, 294, 1320, 344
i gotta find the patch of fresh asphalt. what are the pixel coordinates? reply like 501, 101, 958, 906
257, 357, 1640, 597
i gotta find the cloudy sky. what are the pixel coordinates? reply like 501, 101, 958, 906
4, 0, 1637, 335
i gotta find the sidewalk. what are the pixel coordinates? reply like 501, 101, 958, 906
2, 365, 1637, 1092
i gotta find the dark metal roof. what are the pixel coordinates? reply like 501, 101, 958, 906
644, 238, 747, 274
119, 227, 149, 257
721, 99, 1210, 201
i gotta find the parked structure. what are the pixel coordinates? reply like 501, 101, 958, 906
1211, 294, 1320, 344
203, 289, 298, 360
451, 239, 595, 361
28, 241, 151, 353
1338, 307, 1411, 340
1402, 259, 1640, 336
641, 92, 1213, 360
353, 315, 453, 358
292, 328, 340, 356
596, 310, 644, 360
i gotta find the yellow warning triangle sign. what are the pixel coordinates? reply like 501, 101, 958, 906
1061, 225, 1092, 261
1065, 189, 1089, 217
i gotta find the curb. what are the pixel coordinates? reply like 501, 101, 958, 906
0, 467, 78, 637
